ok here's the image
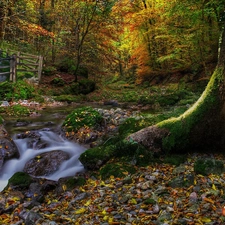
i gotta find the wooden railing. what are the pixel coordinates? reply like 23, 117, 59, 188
0, 49, 43, 83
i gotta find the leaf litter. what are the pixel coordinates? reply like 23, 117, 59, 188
1, 153, 225, 224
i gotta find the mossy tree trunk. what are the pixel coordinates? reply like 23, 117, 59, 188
128, 23, 225, 153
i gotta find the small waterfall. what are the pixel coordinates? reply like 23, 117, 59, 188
0, 130, 86, 191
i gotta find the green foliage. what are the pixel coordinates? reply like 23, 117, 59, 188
194, 159, 224, 176
78, 79, 95, 95
0, 81, 13, 100
42, 66, 57, 76
7, 172, 32, 189
51, 77, 65, 86
69, 83, 80, 95
100, 163, 136, 180
77, 66, 88, 78
6, 105, 30, 117
0, 115, 3, 124
12, 80, 35, 100
63, 106, 103, 132
58, 57, 75, 73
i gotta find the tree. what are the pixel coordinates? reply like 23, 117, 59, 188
128, 15, 225, 154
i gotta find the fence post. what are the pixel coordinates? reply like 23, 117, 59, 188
38, 55, 43, 82
10, 54, 17, 82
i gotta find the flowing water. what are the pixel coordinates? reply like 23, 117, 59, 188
0, 106, 87, 191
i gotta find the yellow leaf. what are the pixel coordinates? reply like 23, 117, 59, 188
201, 217, 211, 223
102, 209, 107, 215
108, 217, 114, 223
84, 200, 91, 206
103, 216, 108, 221
130, 198, 137, 204
212, 184, 217, 190
62, 184, 67, 191
75, 208, 86, 214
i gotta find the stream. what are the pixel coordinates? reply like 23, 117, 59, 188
0, 106, 87, 191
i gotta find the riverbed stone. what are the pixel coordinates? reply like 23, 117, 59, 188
23, 150, 69, 176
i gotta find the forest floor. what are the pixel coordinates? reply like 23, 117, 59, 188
1, 153, 225, 224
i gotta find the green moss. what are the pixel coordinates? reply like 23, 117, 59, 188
79, 145, 115, 170
63, 106, 103, 132
119, 118, 153, 138
65, 177, 86, 189
7, 172, 32, 189
158, 67, 223, 152
144, 198, 156, 205
194, 158, 224, 175
113, 140, 153, 166
100, 163, 136, 180
163, 154, 187, 166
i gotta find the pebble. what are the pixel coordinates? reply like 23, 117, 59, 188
2, 154, 225, 224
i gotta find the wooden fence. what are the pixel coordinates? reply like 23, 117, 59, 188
0, 49, 43, 83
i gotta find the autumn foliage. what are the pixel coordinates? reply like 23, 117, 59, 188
0, 0, 224, 82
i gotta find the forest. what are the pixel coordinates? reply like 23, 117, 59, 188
0, 0, 223, 83
1, 0, 225, 224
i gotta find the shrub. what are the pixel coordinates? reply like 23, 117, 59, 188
13, 80, 35, 100
50, 77, 65, 86
0, 81, 13, 100
78, 79, 95, 95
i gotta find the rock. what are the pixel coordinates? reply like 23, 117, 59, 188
189, 192, 198, 202
0, 126, 20, 170
103, 100, 119, 107
0, 101, 10, 107
24, 211, 42, 225
127, 125, 169, 152
23, 150, 69, 176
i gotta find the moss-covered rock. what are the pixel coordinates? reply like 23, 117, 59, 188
194, 158, 224, 175
62, 106, 103, 132
79, 145, 115, 170
7, 172, 32, 189
79, 139, 153, 169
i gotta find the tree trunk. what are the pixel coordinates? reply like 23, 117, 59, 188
128, 23, 225, 154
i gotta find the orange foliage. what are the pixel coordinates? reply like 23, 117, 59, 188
18, 19, 55, 39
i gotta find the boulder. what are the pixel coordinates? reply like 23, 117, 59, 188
23, 150, 69, 176
0, 125, 19, 170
